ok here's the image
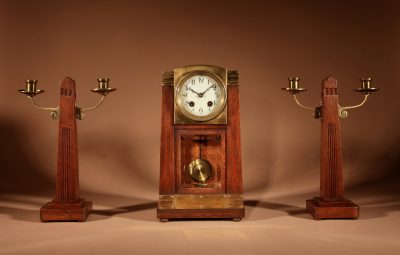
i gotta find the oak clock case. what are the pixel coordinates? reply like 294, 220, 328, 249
158, 65, 244, 221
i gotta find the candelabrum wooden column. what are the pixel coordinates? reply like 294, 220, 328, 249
19, 76, 116, 222
40, 77, 92, 222
305, 77, 359, 220
282, 76, 379, 220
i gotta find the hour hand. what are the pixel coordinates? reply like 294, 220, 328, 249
189, 87, 201, 96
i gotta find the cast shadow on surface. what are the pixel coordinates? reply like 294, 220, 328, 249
79, 134, 159, 222
0, 118, 54, 197
245, 188, 400, 221
0, 119, 158, 222
0, 205, 39, 223
345, 137, 400, 220
80, 133, 157, 188
86, 193, 158, 222
0, 117, 54, 222
243, 135, 400, 221
244, 194, 310, 221
0, 192, 158, 223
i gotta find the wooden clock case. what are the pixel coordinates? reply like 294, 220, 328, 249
157, 65, 244, 221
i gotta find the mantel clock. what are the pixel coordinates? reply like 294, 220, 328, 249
157, 65, 244, 221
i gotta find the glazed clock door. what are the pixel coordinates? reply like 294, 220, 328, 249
175, 128, 226, 194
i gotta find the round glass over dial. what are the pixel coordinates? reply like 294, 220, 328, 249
176, 72, 226, 121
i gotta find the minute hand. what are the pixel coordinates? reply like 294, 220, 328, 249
199, 85, 216, 97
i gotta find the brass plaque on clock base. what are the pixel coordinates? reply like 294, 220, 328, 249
40, 199, 92, 222
306, 197, 359, 220
157, 194, 244, 220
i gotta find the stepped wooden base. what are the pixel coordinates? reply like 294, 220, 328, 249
157, 208, 245, 221
40, 199, 92, 222
306, 197, 359, 220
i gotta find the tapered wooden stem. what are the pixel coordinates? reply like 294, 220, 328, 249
306, 77, 359, 220
40, 77, 92, 222
55, 77, 80, 203
320, 77, 344, 202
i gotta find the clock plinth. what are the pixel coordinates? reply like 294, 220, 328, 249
157, 209, 244, 221
157, 65, 244, 221
306, 77, 359, 220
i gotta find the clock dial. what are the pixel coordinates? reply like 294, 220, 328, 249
176, 73, 226, 121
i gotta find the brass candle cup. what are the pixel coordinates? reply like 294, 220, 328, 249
18, 79, 44, 97
354, 78, 379, 94
98, 78, 109, 89
289, 77, 299, 90
91, 78, 116, 96
281, 77, 307, 94
26, 79, 37, 92
361, 78, 372, 89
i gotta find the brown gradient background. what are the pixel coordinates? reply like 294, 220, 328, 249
0, 0, 399, 255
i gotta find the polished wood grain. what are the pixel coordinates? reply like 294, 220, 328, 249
40, 77, 91, 222
159, 84, 175, 195
175, 128, 226, 194
158, 69, 244, 220
157, 208, 244, 220
226, 84, 243, 194
306, 77, 359, 220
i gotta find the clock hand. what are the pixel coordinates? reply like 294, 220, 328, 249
188, 87, 201, 96
199, 85, 216, 97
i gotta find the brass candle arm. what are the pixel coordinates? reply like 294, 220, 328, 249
338, 94, 369, 119
75, 96, 105, 120
76, 78, 116, 120
75, 78, 116, 120
338, 78, 379, 118
18, 78, 116, 121
283, 77, 379, 119
293, 95, 322, 119
18, 80, 60, 119
293, 95, 316, 110
29, 97, 60, 119
283, 77, 321, 118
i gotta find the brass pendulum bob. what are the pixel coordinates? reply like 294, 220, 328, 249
188, 135, 212, 184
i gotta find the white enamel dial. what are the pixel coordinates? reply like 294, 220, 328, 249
176, 73, 226, 121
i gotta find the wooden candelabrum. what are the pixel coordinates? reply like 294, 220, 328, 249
282, 76, 379, 220
18, 77, 116, 222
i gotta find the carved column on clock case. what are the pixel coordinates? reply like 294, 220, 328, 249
306, 77, 359, 219
40, 77, 92, 222
226, 71, 243, 195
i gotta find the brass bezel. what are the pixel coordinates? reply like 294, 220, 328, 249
174, 65, 228, 124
